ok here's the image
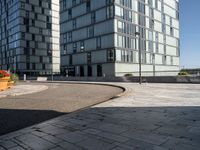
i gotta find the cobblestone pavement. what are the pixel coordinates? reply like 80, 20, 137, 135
0, 82, 200, 150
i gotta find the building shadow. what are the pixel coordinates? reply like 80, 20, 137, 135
67, 106, 200, 149
0, 109, 65, 136
0, 106, 200, 149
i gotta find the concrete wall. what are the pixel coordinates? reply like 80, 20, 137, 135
23, 75, 200, 84
61, 76, 200, 83
115, 63, 180, 76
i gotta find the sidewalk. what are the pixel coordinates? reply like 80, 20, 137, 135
0, 84, 48, 99
0, 83, 200, 150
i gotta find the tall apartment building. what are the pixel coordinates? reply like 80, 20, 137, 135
60, 0, 180, 77
0, 0, 60, 75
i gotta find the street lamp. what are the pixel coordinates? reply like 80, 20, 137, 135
135, 32, 142, 84
13, 56, 16, 74
48, 50, 53, 82
152, 54, 155, 76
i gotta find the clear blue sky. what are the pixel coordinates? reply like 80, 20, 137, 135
180, 0, 200, 68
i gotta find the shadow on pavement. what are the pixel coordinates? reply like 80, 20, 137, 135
64, 106, 200, 149
0, 106, 200, 150
0, 109, 65, 136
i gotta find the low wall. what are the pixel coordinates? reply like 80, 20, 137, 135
22, 75, 200, 84
129, 76, 200, 83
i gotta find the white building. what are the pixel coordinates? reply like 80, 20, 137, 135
61, 0, 180, 77
0, 0, 60, 75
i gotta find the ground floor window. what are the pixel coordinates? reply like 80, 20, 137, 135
97, 65, 102, 77
107, 49, 115, 62
88, 65, 92, 77
80, 66, 84, 77
65, 67, 75, 76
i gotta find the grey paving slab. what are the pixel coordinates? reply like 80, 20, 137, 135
15, 134, 55, 150
39, 125, 71, 135
160, 136, 200, 148
77, 137, 115, 150
96, 131, 129, 143
188, 126, 200, 135
82, 128, 102, 135
112, 142, 134, 150
58, 142, 84, 150
90, 122, 129, 134
56, 132, 88, 143
125, 138, 156, 150
153, 146, 169, 150
32, 130, 48, 137
9, 138, 30, 149
122, 129, 168, 145
9, 146, 25, 150
98, 137, 116, 144
49, 147, 64, 150
162, 139, 200, 150
0, 140, 18, 149
112, 147, 132, 150
41, 135, 63, 144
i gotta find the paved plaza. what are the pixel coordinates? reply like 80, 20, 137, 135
0, 82, 200, 150
0, 83, 122, 135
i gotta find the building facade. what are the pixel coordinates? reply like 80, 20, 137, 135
0, 0, 60, 75
60, 0, 180, 77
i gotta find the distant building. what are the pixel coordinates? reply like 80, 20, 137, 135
60, 0, 180, 77
0, 0, 60, 75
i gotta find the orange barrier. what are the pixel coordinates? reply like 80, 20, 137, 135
0, 77, 9, 91
8, 81, 15, 88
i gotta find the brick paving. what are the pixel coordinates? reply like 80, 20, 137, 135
0, 83, 200, 150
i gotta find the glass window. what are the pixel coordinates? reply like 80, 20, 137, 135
117, 35, 123, 47
68, 9, 72, 19
72, 0, 76, 6
80, 41, 85, 52
87, 52, 91, 64
107, 49, 115, 62
73, 19, 76, 29
68, 32, 72, 42
116, 49, 121, 61
117, 21, 125, 33
155, 0, 158, 9
91, 12, 96, 23
170, 27, 174, 36
96, 37, 101, 49
107, 6, 114, 19
73, 43, 77, 53
86, 1, 91, 12
87, 26, 94, 38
